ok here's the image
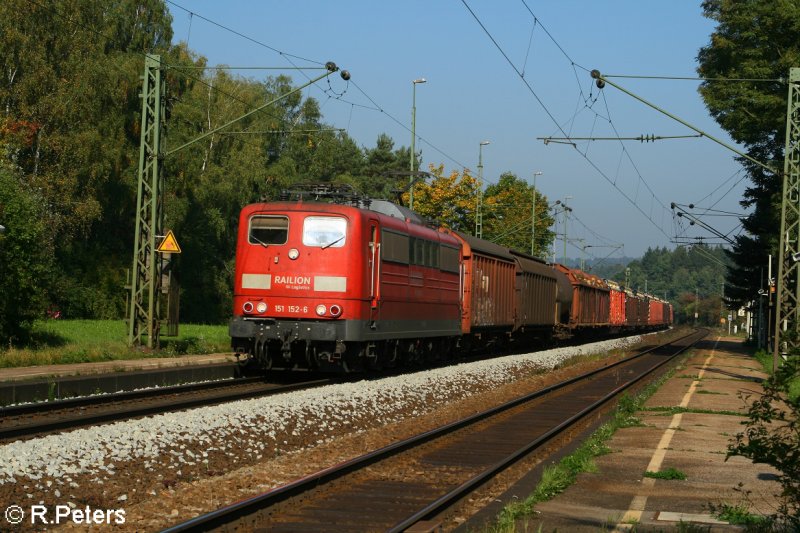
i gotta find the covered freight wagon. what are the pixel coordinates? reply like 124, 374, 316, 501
509, 251, 561, 332
554, 265, 610, 327
625, 290, 649, 327
648, 298, 665, 326
450, 231, 517, 333
606, 280, 627, 326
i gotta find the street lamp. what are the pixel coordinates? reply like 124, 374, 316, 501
530, 171, 543, 256
475, 140, 490, 238
409, 78, 426, 210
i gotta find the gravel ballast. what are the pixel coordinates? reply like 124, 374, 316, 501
0, 334, 649, 528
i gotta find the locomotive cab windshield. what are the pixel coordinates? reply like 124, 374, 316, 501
249, 215, 288, 246
302, 216, 347, 248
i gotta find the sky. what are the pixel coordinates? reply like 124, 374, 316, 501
165, 1, 751, 260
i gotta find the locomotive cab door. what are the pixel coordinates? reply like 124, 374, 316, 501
368, 221, 381, 318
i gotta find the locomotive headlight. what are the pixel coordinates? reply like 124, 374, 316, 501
242, 301, 254, 314
288, 248, 299, 260
329, 304, 342, 317
315, 304, 327, 316
256, 302, 268, 313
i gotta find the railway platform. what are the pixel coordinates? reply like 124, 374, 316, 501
0, 352, 238, 382
468, 335, 782, 532
527, 336, 778, 531
0, 353, 239, 405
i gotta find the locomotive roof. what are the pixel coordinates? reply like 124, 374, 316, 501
247, 199, 430, 226
366, 199, 427, 225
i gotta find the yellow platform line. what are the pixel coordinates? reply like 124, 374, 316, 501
613, 335, 720, 531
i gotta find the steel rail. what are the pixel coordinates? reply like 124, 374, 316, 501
162, 329, 705, 532
0, 376, 264, 417
389, 329, 707, 532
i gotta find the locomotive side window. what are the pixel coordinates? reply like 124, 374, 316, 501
428, 241, 439, 268
381, 230, 410, 264
414, 239, 425, 265
303, 216, 347, 248
440, 245, 460, 272
249, 216, 289, 245
407, 237, 442, 267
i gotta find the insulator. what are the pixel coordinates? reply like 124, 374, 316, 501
325, 61, 337, 72
340, 70, 351, 81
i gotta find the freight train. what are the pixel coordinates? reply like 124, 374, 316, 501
228, 185, 672, 372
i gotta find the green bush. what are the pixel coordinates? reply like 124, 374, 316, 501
729, 356, 800, 528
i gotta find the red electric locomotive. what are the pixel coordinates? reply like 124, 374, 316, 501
229, 186, 462, 371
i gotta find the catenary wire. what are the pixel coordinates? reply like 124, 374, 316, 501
462, 0, 673, 241
167, 2, 471, 174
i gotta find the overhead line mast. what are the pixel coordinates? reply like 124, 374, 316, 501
590, 68, 800, 366
127, 57, 346, 348
774, 68, 800, 369
128, 54, 165, 348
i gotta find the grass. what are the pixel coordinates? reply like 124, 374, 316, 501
489, 358, 685, 532
644, 467, 687, 480
0, 319, 230, 368
643, 406, 746, 417
754, 349, 800, 401
714, 503, 773, 528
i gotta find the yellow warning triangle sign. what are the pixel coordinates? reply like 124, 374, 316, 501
157, 230, 182, 253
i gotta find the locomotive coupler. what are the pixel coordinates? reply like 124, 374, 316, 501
281, 331, 294, 361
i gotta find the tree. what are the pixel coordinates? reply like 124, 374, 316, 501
616, 245, 728, 325
163, 63, 372, 322
699, 11, 800, 522
0, 163, 54, 343
410, 164, 479, 232
697, 0, 800, 307
0, 0, 174, 319
359, 133, 411, 200
482, 172, 555, 255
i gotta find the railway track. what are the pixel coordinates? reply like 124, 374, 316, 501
0, 376, 333, 441
162, 329, 707, 532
